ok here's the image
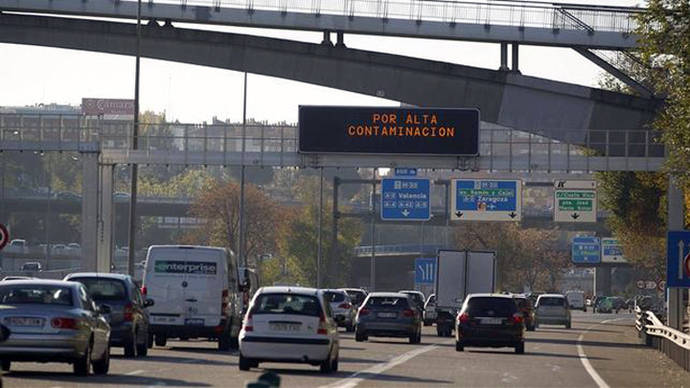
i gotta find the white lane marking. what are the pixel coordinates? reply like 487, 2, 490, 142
576, 318, 627, 388
322, 343, 440, 388
125, 369, 147, 376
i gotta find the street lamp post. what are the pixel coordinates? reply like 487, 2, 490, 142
127, 0, 142, 276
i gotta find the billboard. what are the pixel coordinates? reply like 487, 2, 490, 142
82, 98, 134, 116
298, 106, 479, 155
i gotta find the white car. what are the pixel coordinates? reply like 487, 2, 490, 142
239, 286, 339, 373
142, 245, 243, 351
423, 294, 437, 326
323, 289, 355, 332
535, 294, 571, 329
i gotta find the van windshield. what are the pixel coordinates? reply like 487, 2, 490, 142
252, 293, 322, 317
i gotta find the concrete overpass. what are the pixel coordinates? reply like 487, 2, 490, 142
0, 13, 660, 146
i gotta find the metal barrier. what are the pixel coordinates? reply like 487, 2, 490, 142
635, 306, 690, 372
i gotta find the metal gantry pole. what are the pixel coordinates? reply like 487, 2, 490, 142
317, 167, 324, 288
238, 72, 248, 268
370, 169, 377, 292
127, 0, 142, 276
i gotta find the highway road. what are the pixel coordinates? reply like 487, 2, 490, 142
2, 312, 687, 387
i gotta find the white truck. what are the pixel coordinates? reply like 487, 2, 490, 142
434, 250, 497, 337
565, 290, 586, 312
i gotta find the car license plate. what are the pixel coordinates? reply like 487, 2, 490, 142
184, 318, 204, 326
269, 323, 301, 331
480, 318, 503, 325
7, 317, 43, 327
377, 312, 397, 318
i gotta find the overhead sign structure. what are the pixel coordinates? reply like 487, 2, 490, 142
82, 98, 134, 116
298, 106, 480, 155
554, 180, 597, 223
571, 236, 601, 264
601, 238, 628, 264
381, 178, 431, 221
0, 224, 8, 251
667, 231, 690, 288
394, 168, 417, 177
451, 179, 521, 221
415, 257, 436, 285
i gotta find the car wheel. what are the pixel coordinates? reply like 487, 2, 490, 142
417, 330, 422, 344
136, 333, 148, 357
1, 359, 10, 372
230, 335, 239, 350
515, 342, 525, 354
320, 352, 334, 374
124, 332, 136, 358
238, 354, 253, 371
154, 334, 167, 347
73, 342, 92, 376
565, 321, 571, 329
331, 352, 339, 372
345, 322, 355, 333
92, 344, 110, 375
218, 329, 231, 351
455, 341, 464, 352
355, 328, 367, 342
147, 332, 154, 349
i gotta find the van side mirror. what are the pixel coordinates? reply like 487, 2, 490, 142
144, 299, 155, 308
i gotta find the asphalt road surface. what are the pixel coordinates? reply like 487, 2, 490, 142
2, 311, 688, 387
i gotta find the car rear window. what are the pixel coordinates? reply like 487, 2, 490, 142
70, 278, 127, 301
539, 297, 566, 306
466, 297, 516, 316
366, 296, 410, 309
402, 292, 423, 304
252, 293, 322, 317
324, 292, 346, 303
0, 285, 73, 306
345, 291, 365, 305
514, 298, 531, 309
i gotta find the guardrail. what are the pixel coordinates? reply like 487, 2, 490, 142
635, 306, 690, 371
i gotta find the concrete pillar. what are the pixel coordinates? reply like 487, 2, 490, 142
511, 43, 520, 73
321, 31, 333, 47
335, 31, 346, 48
668, 177, 684, 329
97, 164, 115, 272
81, 152, 99, 272
499, 42, 509, 71
594, 267, 611, 297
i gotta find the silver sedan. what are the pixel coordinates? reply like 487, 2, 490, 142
0, 279, 111, 375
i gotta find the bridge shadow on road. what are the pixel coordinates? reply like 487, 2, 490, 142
3, 371, 211, 386
527, 337, 645, 349
465, 349, 610, 360
259, 368, 452, 384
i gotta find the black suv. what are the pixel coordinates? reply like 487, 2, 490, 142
65, 273, 154, 357
456, 294, 525, 354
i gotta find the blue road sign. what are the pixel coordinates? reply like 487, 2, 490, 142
381, 178, 431, 221
394, 168, 417, 177
451, 179, 521, 221
571, 236, 601, 264
415, 257, 436, 284
667, 231, 690, 288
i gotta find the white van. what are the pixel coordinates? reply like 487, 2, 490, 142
142, 245, 244, 350
565, 290, 586, 311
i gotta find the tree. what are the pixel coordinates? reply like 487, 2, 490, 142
637, 0, 690, 186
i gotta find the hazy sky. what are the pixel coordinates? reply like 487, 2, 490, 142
0, 0, 641, 124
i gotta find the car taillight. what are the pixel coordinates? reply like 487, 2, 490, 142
402, 309, 414, 317
124, 303, 134, 322
51, 317, 78, 329
141, 286, 147, 296
243, 312, 253, 332
511, 313, 523, 325
458, 313, 470, 324
358, 307, 370, 316
317, 313, 328, 335
221, 289, 230, 315
338, 303, 351, 309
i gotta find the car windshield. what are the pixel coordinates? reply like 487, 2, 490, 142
324, 291, 346, 303
252, 293, 322, 316
466, 297, 516, 317
539, 297, 566, 306
366, 296, 410, 309
70, 278, 127, 301
0, 285, 73, 306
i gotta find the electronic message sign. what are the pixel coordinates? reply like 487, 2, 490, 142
298, 106, 479, 155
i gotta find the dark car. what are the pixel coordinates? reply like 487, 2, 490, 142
455, 294, 525, 354
65, 273, 154, 358
513, 296, 536, 331
355, 292, 422, 344
399, 290, 426, 314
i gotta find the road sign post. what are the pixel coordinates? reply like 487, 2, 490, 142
571, 236, 601, 264
381, 178, 431, 221
667, 231, 690, 288
0, 223, 8, 251
450, 179, 522, 221
554, 180, 597, 223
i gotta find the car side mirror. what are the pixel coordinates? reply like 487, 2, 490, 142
99, 304, 112, 314
144, 299, 155, 308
